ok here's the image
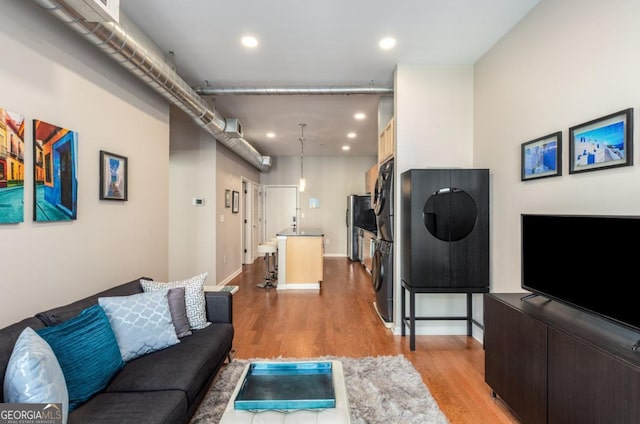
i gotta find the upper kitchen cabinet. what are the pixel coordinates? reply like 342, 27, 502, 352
378, 117, 395, 164
365, 163, 378, 195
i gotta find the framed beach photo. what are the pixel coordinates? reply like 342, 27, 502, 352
569, 108, 633, 174
100, 150, 128, 201
521, 132, 562, 181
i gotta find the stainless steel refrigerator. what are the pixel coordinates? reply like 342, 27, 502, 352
346, 194, 376, 261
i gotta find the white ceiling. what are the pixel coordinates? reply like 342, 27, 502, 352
119, 0, 539, 158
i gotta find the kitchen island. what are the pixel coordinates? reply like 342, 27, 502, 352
276, 227, 324, 289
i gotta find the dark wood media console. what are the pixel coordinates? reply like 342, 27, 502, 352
484, 293, 640, 424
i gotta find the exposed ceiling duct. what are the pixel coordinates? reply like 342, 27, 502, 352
34, 0, 273, 172
195, 86, 394, 96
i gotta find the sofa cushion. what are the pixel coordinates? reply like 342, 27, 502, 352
37, 305, 124, 411
0, 317, 46, 398
3, 327, 69, 424
141, 273, 210, 330
105, 323, 233, 405
98, 290, 180, 362
36, 278, 148, 327
69, 390, 187, 424
167, 287, 192, 338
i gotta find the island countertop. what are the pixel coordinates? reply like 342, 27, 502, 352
276, 227, 324, 237
275, 228, 324, 289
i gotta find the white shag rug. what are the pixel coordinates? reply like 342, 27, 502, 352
190, 354, 449, 424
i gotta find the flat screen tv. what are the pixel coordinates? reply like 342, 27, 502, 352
521, 214, 640, 333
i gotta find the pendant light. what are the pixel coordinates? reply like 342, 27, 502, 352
299, 123, 306, 192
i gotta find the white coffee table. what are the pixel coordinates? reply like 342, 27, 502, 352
219, 360, 351, 424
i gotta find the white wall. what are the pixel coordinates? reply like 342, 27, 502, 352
396, 65, 475, 171
394, 64, 477, 336
168, 107, 217, 282
260, 155, 376, 256
169, 106, 262, 285
215, 143, 261, 283
0, 2, 170, 326
474, 0, 640, 294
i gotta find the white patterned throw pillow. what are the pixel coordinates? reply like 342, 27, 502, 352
140, 273, 210, 330
4, 327, 69, 424
98, 290, 180, 362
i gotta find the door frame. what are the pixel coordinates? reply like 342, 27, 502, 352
241, 178, 261, 265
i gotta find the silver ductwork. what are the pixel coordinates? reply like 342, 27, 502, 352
34, 0, 272, 172
195, 86, 394, 96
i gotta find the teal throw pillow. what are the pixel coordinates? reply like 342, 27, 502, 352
37, 304, 124, 412
3, 327, 69, 424
98, 290, 180, 362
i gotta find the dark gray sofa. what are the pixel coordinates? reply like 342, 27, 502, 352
0, 277, 234, 424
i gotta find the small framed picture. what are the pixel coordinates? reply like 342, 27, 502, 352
100, 150, 127, 201
521, 132, 562, 181
225, 189, 231, 208
569, 108, 633, 174
232, 190, 239, 213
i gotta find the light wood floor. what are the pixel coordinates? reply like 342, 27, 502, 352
225, 257, 520, 424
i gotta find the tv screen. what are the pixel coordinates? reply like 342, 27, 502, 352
521, 214, 640, 332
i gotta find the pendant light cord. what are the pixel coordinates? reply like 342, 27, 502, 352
299, 123, 306, 180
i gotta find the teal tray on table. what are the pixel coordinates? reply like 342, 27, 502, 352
234, 361, 336, 410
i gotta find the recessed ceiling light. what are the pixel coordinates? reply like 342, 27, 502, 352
347, 132, 356, 138
354, 113, 366, 120
379, 37, 396, 50
266, 132, 275, 138
241, 36, 258, 48
342, 145, 351, 151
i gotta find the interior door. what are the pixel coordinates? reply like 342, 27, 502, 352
242, 181, 251, 264
242, 180, 262, 264
264, 185, 298, 241
251, 183, 260, 260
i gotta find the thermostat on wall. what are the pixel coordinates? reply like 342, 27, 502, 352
193, 197, 205, 206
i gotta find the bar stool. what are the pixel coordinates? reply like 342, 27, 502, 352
256, 243, 277, 289
268, 237, 279, 277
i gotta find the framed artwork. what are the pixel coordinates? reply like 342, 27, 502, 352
33, 119, 79, 221
232, 190, 239, 213
521, 131, 562, 181
225, 189, 231, 208
569, 108, 633, 174
0, 108, 25, 224
100, 150, 128, 201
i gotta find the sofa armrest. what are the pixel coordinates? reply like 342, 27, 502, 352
204, 291, 233, 324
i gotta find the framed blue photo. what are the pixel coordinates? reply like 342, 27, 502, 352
34, 119, 79, 220
521, 131, 562, 181
100, 150, 128, 201
569, 108, 633, 174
